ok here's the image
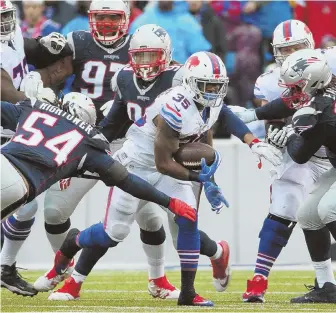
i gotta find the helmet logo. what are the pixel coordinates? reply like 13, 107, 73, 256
1, 0, 7, 8
291, 58, 319, 77
304, 25, 311, 34
154, 27, 167, 43
187, 55, 200, 70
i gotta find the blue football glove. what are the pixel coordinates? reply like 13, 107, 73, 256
199, 151, 221, 183
204, 181, 229, 214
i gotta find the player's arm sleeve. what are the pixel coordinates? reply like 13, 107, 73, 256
221, 104, 252, 141
255, 97, 295, 120
286, 127, 324, 164
86, 152, 171, 207
23, 37, 73, 69
0, 69, 26, 103
1, 101, 22, 130
99, 93, 131, 142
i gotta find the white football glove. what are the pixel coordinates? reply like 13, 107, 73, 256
20, 72, 43, 98
250, 139, 283, 167
36, 88, 57, 105
39, 32, 67, 54
100, 100, 114, 117
267, 125, 289, 149
228, 106, 257, 123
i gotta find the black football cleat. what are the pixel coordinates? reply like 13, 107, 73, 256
1, 263, 38, 296
291, 279, 336, 303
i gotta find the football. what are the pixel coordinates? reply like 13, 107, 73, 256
174, 142, 216, 170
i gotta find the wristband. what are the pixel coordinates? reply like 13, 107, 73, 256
248, 138, 260, 148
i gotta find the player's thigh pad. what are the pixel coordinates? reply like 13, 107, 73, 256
13, 199, 38, 221
44, 178, 98, 224
135, 202, 163, 232
104, 186, 141, 242
317, 169, 336, 225
157, 177, 196, 248
270, 162, 315, 221
1, 155, 28, 216
297, 169, 336, 230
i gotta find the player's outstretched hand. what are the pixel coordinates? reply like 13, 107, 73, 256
199, 151, 221, 183
228, 106, 257, 123
100, 100, 114, 117
204, 181, 229, 214
168, 198, 196, 222
250, 139, 283, 167
267, 125, 288, 149
20, 72, 43, 98
40, 32, 67, 54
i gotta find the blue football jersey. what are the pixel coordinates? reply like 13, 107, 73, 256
1, 100, 116, 201
67, 31, 131, 122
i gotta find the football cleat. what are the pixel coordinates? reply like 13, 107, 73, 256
210, 240, 231, 292
178, 294, 214, 306
34, 251, 75, 292
1, 263, 38, 296
242, 274, 268, 303
148, 275, 180, 299
291, 279, 336, 303
48, 277, 81, 301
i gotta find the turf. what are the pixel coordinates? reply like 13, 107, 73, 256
1, 270, 335, 313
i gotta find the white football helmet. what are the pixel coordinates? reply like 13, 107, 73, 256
0, 0, 16, 41
88, 0, 130, 46
272, 20, 315, 65
129, 24, 172, 81
62, 92, 97, 125
279, 49, 332, 109
182, 52, 229, 107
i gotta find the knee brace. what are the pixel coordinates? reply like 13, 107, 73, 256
13, 199, 38, 221
45, 218, 71, 235
140, 226, 166, 246
259, 214, 296, 248
77, 223, 119, 249
44, 205, 71, 225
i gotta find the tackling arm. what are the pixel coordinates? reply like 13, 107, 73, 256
255, 97, 295, 121
154, 116, 201, 182
1, 69, 26, 103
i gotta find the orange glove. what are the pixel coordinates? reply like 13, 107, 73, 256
168, 198, 197, 222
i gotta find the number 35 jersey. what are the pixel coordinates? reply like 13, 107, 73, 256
67, 31, 131, 122
1, 99, 116, 202
124, 85, 223, 167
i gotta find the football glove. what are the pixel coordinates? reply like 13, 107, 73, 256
168, 198, 196, 222
40, 32, 67, 55
267, 125, 289, 149
250, 138, 283, 167
20, 72, 43, 98
36, 88, 58, 105
100, 100, 114, 117
228, 106, 258, 123
199, 151, 221, 183
204, 181, 229, 214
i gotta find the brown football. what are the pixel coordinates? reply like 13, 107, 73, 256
174, 142, 216, 170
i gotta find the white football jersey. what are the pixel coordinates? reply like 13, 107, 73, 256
123, 85, 223, 167
254, 46, 336, 102
0, 25, 28, 90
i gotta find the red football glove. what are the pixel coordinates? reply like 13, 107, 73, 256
168, 198, 197, 222
59, 178, 71, 191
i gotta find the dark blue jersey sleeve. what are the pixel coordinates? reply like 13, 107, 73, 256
255, 98, 295, 120
99, 93, 132, 142
1, 101, 23, 131
221, 105, 251, 141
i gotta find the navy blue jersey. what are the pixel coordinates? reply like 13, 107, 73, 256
67, 31, 131, 122
100, 64, 183, 142
1, 100, 117, 201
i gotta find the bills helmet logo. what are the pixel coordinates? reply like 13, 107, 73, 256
186, 55, 200, 70
291, 58, 320, 77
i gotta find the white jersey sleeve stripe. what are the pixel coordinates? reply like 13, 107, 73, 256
160, 104, 182, 132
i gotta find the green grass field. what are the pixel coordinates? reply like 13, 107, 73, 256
1, 270, 335, 313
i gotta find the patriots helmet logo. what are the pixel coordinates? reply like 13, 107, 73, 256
291, 58, 320, 77
154, 27, 167, 42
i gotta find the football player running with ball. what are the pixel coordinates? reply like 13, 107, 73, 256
46, 51, 282, 306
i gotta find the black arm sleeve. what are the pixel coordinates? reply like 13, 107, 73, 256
286, 128, 324, 164
1, 101, 21, 130
221, 105, 251, 141
24, 38, 73, 69
255, 97, 295, 120
99, 93, 132, 142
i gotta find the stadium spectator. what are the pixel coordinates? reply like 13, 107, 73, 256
61, 1, 90, 35
130, 0, 211, 63
44, 0, 77, 27
129, 1, 143, 29
294, 0, 336, 48
187, 0, 226, 61
21, 0, 60, 38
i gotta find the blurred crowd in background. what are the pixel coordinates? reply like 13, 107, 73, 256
12, 0, 336, 137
